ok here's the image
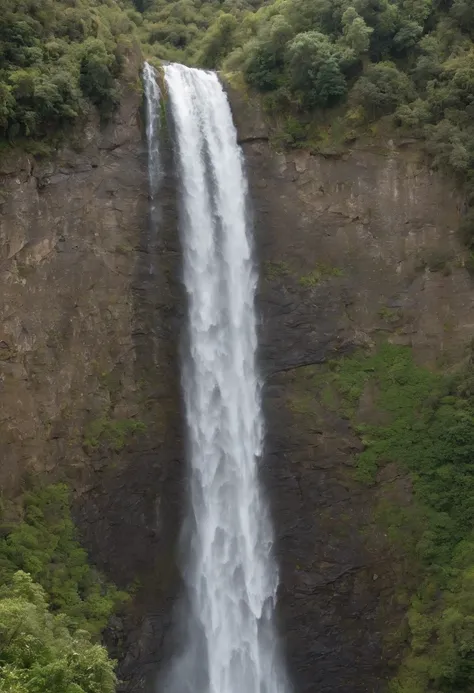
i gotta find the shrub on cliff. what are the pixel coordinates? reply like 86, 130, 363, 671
0, 484, 127, 637
0, 571, 116, 693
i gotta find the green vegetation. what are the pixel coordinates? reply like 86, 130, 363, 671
0, 484, 124, 692
217, 0, 474, 193
378, 305, 402, 323
0, 572, 116, 693
263, 260, 291, 280
3, 0, 474, 211
296, 343, 474, 692
415, 248, 454, 274
299, 263, 343, 287
263, 260, 343, 284
131, 0, 474, 220
0, 0, 139, 143
0, 484, 127, 635
134, 0, 261, 66
5, 0, 474, 211
83, 416, 146, 452
328, 344, 446, 483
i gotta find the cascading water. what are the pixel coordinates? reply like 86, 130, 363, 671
145, 62, 289, 693
143, 62, 162, 228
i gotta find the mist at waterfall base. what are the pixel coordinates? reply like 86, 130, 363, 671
144, 61, 290, 693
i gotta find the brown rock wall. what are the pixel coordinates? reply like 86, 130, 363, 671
0, 52, 184, 692
228, 87, 474, 692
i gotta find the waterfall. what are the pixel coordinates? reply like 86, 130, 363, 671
146, 62, 289, 693
143, 62, 162, 226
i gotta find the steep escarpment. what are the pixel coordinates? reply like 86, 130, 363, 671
0, 51, 184, 691
2, 58, 474, 692
229, 88, 474, 693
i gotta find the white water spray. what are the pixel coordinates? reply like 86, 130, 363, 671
146, 62, 289, 693
143, 62, 162, 222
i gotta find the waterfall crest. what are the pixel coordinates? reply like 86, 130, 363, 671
146, 61, 289, 693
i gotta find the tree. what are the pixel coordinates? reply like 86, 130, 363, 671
79, 39, 119, 118
265, 14, 294, 52
401, 0, 433, 23
243, 14, 294, 91
351, 61, 415, 118
425, 119, 472, 175
451, 0, 474, 33
131, 0, 154, 12
0, 484, 127, 637
0, 83, 15, 132
312, 55, 348, 105
341, 7, 373, 55
244, 41, 284, 91
0, 572, 116, 693
393, 19, 424, 52
285, 0, 337, 36
195, 13, 238, 69
412, 33, 443, 85
286, 31, 347, 108
395, 98, 431, 132
0, 0, 131, 142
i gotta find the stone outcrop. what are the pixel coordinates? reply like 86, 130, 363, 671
2, 62, 474, 693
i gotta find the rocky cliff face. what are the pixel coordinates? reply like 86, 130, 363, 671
2, 63, 474, 693
228, 87, 474, 692
0, 52, 184, 690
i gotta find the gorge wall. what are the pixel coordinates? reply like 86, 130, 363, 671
0, 52, 184, 688
1, 60, 473, 692
228, 88, 474, 692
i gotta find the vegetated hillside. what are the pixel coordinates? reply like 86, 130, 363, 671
0, 0, 259, 147
0, 0, 143, 146
318, 344, 474, 693
140, 0, 474, 237
133, 0, 264, 65
3, 0, 474, 208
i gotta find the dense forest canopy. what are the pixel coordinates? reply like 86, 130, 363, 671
130, 0, 474, 240
2, 0, 474, 199
2, 0, 474, 188
138, 0, 474, 191
0, 0, 140, 141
